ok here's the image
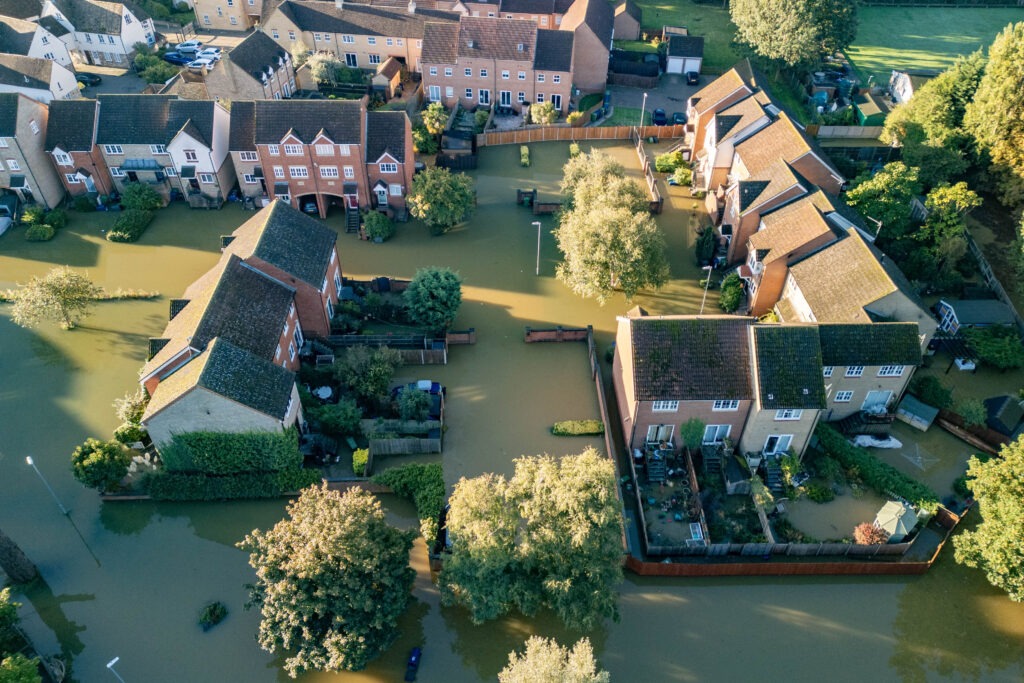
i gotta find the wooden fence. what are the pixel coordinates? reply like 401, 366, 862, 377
809, 125, 885, 139
446, 328, 476, 345
964, 231, 1024, 335
524, 325, 590, 342
476, 124, 686, 147
369, 436, 442, 456
361, 418, 441, 434
397, 348, 447, 364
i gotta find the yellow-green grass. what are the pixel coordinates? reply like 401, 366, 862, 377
847, 7, 1022, 85
614, 1, 743, 73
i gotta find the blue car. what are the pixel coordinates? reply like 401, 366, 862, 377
162, 51, 191, 66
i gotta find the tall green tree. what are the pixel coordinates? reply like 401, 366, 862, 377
844, 162, 921, 248
730, 0, 857, 68
403, 266, 462, 333
0, 653, 41, 683
954, 436, 1024, 601
238, 485, 415, 676
420, 102, 448, 136
70, 438, 131, 492
9, 266, 103, 330
965, 325, 1024, 371
407, 167, 475, 234
440, 448, 623, 630
560, 151, 627, 211
499, 636, 610, 683
334, 346, 402, 403
964, 22, 1024, 207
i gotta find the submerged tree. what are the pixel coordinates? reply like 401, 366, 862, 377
403, 266, 462, 333
407, 167, 475, 234
0, 530, 37, 584
9, 266, 102, 330
499, 636, 610, 683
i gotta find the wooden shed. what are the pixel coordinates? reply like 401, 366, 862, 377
372, 57, 404, 101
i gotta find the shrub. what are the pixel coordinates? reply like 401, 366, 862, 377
113, 422, 147, 445
569, 142, 581, 158
45, 209, 67, 230
695, 227, 716, 265
654, 151, 684, 173
314, 397, 363, 438
815, 424, 939, 512
531, 101, 557, 125
397, 387, 431, 421
474, 108, 489, 132
352, 448, 369, 477
853, 522, 890, 545
142, 467, 321, 501
373, 462, 445, 540
363, 210, 395, 241
20, 205, 44, 225
335, 345, 402, 402
1, 587, 26, 654
719, 273, 744, 313
909, 374, 953, 409
805, 483, 835, 503
567, 111, 584, 126
520, 145, 530, 167
106, 209, 154, 242
411, 124, 438, 154
814, 455, 843, 482
24, 224, 55, 241
159, 430, 302, 475
551, 419, 604, 436
114, 387, 149, 424
956, 397, 988, 428
965, 325, 1024, 371
672, 166, 692, 185
120, 182, 163, 211
73, 195, 97, 212
198, 601, 227, 631
70, 437, 131, 491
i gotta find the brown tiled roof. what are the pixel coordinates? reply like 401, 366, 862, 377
421, 21, 458, 63
559, 0, 612, 45
457, 17, 537, 61
0, 53, 51, 90
734, 113, 811, 175
275, 1, 460, 38
365, 110, 407, 162
377, 55, 402, 79
628, 316, 754, 401
817, 323, 921, 367
752, 325, 825, 410
714, 96, 767, 143
253, 99, 363, 144
749, 191, 839, 264
534, 28, 572, 72
690, 62, 755, 117
45, 99, 98, 152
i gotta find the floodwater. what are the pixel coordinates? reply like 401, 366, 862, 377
2, 145, 1023, 682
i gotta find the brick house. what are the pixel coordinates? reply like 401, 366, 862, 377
41, 0, 156, 67
556, 0, 611, 93
139, 253, 302, 395
0, 53, 78, 103
0, 92, 63, 208
613, 0, 640, 41
161, 31, 297, 102
687, 59, 769, 163
44, 98, 113, 198
363, 109, 414, 213
222, 200, 344, 338
421, 16, 573, 113
193, 0, 262, 31
0, 14, 74, 67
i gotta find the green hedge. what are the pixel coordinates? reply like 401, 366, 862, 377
159, 430, 302, 475
551, 419, 604, 436
24, 223, 55, 241
106, 209, 154, 242
373, 463, 445, 541
815, 424, 939, 513
143, 467, 321, 501
352, 448, 369, 477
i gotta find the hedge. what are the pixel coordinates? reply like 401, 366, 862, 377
143, 467, 321, 501
159, 430, 302, 475
24, 224, 55, 241
106, 209, 154, 242
373, 462, 445, 541
551, 419, 604, 436
352, 448, 369, 477
815, 424, 939, 513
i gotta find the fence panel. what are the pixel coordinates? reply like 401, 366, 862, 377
476, 124, 685, 148
369, 437, 442, 456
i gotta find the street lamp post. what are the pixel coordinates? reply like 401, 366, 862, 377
25, 456, 69, 516
532, 221, 542, 276
107, 657, 126, 683
639, 92, 648, 132
699, 265, 714, 315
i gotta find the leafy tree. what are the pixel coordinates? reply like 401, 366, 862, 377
844, 162, 921, 249
0, 528, 36, 586
559, 151, 627, 211
956, 398, 988, 428
334, 346, 402, 403
314, 397, 363, 437
139, 60, 181, 84
121, 182, 164, 211
1, 587, 23, 653
530, 101, 557, 125
853, 522, 890, 545
499, 637, 610, 683
420, 102, 448, 136
70, 438, 130, 492
679, 418, 706, 451
441, 448, 623, 630
114, 388, 149, 425
965, 325, 1024, 371
290, 42, 311, 67
411, 124, 438, 154
403, 266, 462, 333
407, 167, 475, 234
397, 387, 431, 421
362, 210, 394, 241
695, 227, 716, 265
730, 0, 857, 68
307, 52, 346, 85
954, 437, 1024, 600
9, 266, 103, 330
964, 22, 1024, 207
0, 653, 41, 683
718, 273, 744, 313
908, 374, 953, 410
238, 485, 415, 676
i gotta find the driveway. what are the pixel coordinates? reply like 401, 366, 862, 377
74, 64, 147, 95
607, 72, 703, 119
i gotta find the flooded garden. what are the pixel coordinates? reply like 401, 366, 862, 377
1, 141, 1023, 681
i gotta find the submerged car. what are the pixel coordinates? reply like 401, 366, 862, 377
176, 40, 203, 54
672, 111, 687, 125
0, 194, 18, 237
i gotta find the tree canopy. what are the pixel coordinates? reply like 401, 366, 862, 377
70, 438, 130, 492
499, 636, 610, 683
334, 345, 402, 403
964, 22, 1024, 207
407, 167, 475, 234
954, 436, 1024, 600
403, 266, 462, 333
9, 266, 103, 330
844, 162, 921, 245
238, 485, 415, 676
965, 325, 1024, 371
420, 102, 448, 136
440, 448, 623, 630
730, 0, 857, 68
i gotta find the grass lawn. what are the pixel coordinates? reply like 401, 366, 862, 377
614, 0, 743, 73
600, 106, 647, 127
846, 7, 1022, 85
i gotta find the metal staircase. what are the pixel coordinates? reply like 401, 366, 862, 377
345, 209, 360, 234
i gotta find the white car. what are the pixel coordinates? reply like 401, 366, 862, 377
187, 58, 217, 71
195, 47, 222, 61
176, 40, 203, 55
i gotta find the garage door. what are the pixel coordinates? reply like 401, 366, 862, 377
683, 58, 701, 73
666, 57, 683, 74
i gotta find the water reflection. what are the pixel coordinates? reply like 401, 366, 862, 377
18, 577, 91, 675
98, 501, 157, 537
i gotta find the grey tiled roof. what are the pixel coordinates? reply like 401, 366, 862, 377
0, 15, 37, 55
96, 94, 175, 144
0, 0, 43, 20
167, 100, 216, 147
752, 325, 825, 410
0, 53, 51, 90
365, 110, 406, 163
36, 15, 69, 37
534, 28, 572, 72
45, 99, 98, 152
502, 0, 556, 13
49, 0, 123, 35
225, 200, 338, 288
228, 100, 255, 151
629, 316, 754, 401
276, 1, 460, 38
562, 0, 612, 45
0, 92, 17, 136
668, 35, 704, 58
817, 322, 921, 367
228, 29, 289, 78
253, 99, 362, 144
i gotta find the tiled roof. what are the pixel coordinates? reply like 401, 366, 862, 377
143, 337, 295, 422
376, 55, 402, 79
0, 92, 18, 136
49, 0, 124, 35
628, 316, 754, 401
275, 1, 460, 38
365, 110, 406, 163
420, 21, 458, 63
615, 0, 641, 20
167, 100, 216, 147
45, 99, 98, 152
502, 0, 556, 12
690, 60, 756, 116
253, 99, 363, 144
668, 35, 703, 58
817, 323, 921, 367
228, 100, 256, 151
96, 94, 174, 144
228, 29, 289, 79
534, 28, 572, 72
0, 15, 37, 55
0, 53, 51, 90
734, 113, 811, 176
224, 200, 338, 288
456, 17, 537, 61
749, 191, 840, 264
560, 0, 612, 45
36, 15, 68, 37
0, 0, 43, 19
944, 299, 1016, 326
714, 95, 767, 143
752, 325, 825, 410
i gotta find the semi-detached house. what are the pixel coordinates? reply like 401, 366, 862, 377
45, 98, 114, 197
0, 14, 74, 67
0, 92, 63, 208
41, 0, 156, 66
0, 53, 77, 103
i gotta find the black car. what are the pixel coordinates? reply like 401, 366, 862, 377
686, 71, 700, 86
75, 72, 102, 86
672, 112, 687, 125
651, 108, 667, 126
301, 201, 319, 215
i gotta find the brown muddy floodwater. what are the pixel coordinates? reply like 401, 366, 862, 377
1, 144, 1023, 683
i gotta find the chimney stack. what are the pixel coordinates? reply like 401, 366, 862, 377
408, 0, 416, 13
335, 0, 344, 9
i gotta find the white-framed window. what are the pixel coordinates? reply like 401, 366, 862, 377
379, 162, 397, 173
326, 298, 334, 319
368, 37, 376, 45
343, 166, 354, 178
444, 67, 452, 77
149, 144, 167, 154
703, 424, 730, 444
110, 166, 124, 177
536, 93, 544, 103
368, 54, 381, 65
537, 73, 545, 82
41, 35, 48, 45
267, 144, 279, 155
823, 366, 834, 378
764, 434, 793, 455
646, 424, 675, 445
652, 401, 679, 412
845, 366, 864, 378
65, 173, 80, 184
713, 400, 740, 411
0, 138, 9, 148
322, 34, 331, 41
289, 166, 308, 178
464, 68, 472, 77
518, 71, 526, 80
273, 166, 284, 178
165, 166, 176, 177
243, 173, 258, 184
429, 66, 437, 76
292, 324, 303, 349
445, 86, 453, 98
396, 38, 403, 46
284, 144, 302, 156
465, 88, 473, 99
480, 68, 487, 77
775, 409, 803, 421
5, 159, 19, 171
288, 342, 296, 361
501, 70, 509, 79
338, 144, 350, 156
478, 89, 490, 104
271, 29, 279, 39
316, 165, 337, 178
553, 74, 561, 83
54, 152, 72, 166
315, 144, 334, 156
184, 149, 198, 162
288, 30, 296, 40
239, 151, 258, 161
386, 37, 393, 46
29, 120, 39, 135
275, 344, 281, 360
216, 8, 222, 17
230, 16, 237, 25
199, 173, 214, 184
517, 91, 525, 103
834, 391, 854, 403
313, 33, 321, 42
416, 40, 421, 48
878, 365, 905, 377
103, 144, 123, 155
389, 183, 402, 196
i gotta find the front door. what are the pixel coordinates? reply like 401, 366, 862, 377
19, 186, 34, 204
478, 89, 490, 105
500, 90, 511, 106
189, 179, 200, 191
345, 194, 358, 210
862, 390, 892, 413
375, 186, 387, 207
126, 171, 139, 182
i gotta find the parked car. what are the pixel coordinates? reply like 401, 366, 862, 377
195, 47, 222, 61
301, 201, 318, 215
651, 108, 667, 125
686, 71, 700, 86
672, 111, 687, 125
187, 58, 217, 72
176, 40, 203, 54
162, 51, 191, 66
75, 72, 102, 86
0, 194, 18, 237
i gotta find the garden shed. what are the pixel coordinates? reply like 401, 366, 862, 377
936, 299, 1016, 334
851, 91, 890, 126
983, 395, 1023, 437
372, 57, 403, 100
665, 35, 704, 75
895, 394, 938, 432
873, 501, 917, 543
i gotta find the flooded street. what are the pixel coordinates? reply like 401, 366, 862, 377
1, 144, 1023, 682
